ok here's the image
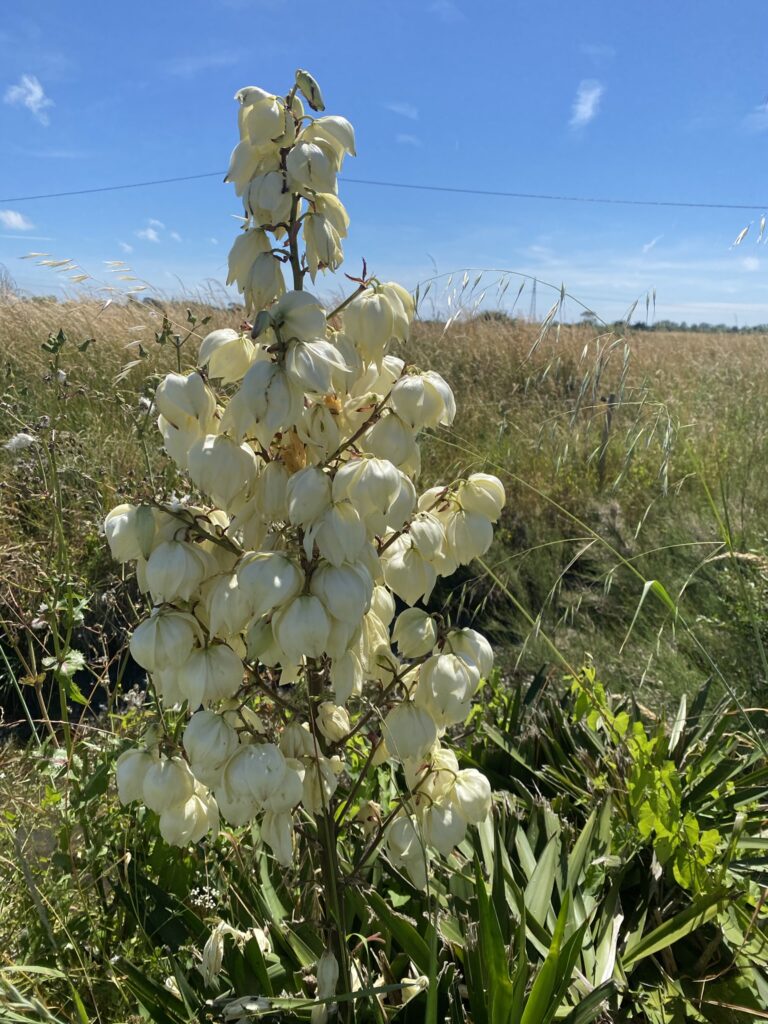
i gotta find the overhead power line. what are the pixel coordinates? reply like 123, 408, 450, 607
0, 172, 766, 212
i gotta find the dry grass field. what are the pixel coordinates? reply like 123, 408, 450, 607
2, 287, 768, 716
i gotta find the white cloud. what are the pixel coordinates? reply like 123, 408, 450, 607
148, 218, 165, 229
396, 133, 422, 147
570, 79, 604, 128
429, 0, 464, 23
118, 241, 133, 254
743, 102, 768, 134
136, 227, 160, 243
0, 209, 34, 231
642, 234, 663, 254
170, 231, 182, 242
4, 74, 53, 125
210, 238, 219, 246
385, 101, 418, 121
742, 256, 760, 271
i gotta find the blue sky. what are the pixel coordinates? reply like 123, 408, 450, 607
2, 0, 768, 324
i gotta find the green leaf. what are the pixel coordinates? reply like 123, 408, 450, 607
525, 833, 560, 928
622, 889, 726, 968
520, 891, 570, 1024
365, 890, 431, 975
474, 856, 515, 1024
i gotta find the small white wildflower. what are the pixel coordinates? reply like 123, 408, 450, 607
56, 369, 68, 385
4, 432, 37, 453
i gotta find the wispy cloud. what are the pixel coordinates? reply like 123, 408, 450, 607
1, 234, 51, 241
136, 227, 161, 243
569, 79, 604, 128
396, 133, 422, 148
4, 74, 53, 125
642, 234, 663, 254
118, 241, 134, 254
170, 231, 182, 242
429, 0, 464, 23
165, 52, 241, 77
385, 101, 418, 121
742, 102, 768, 134
0, 210, 34, 231
149, 218, 165, 229
742, 256, 760, 271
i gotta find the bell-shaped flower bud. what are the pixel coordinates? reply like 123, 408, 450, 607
330, 649, 363, 705
295, 69, 325, 111
302, 755, 339, 814
104, 503, 157, 563
157, 414, 204, 472
317, 949, 339, 1002
380, 281, 415, 321
261, 809, 295, 866
286, 140, 336, 193
304, 214, 344, 281
317, 701, 350, 743
262, 761, 304, 813
370, 585, 395, 626
286, 338, 347, 395
155, 371, 216, 431
129, 609, 201, 672
199, 328, 255, 385
116, 748, 156, 804
235, 87, 285, 145
226, 228, 272, 290
309, 115, 355, 161
408, 512, 445, 562
205, 572, 252, 639
342, 290, 395, 363
310, 562, 373, 625
422, 803, 467, 856
442, 628, 494, 679
225, 138, 265, 196
298, 402, 341, 462
444, 508, 494, 564
187, 434, 259, 510
451, 769, 492, 824
183, 710, 240, 787
286, 466, 332, 529
382, 701, 438, 763
245, 616, 283, 666
313, 193, 350, 237
159, 788, 218, 846
273, 594, 331, 661
250, 459, 290, 520
223, 743, 286, 807
393, 608, 438, 658
142, 756, 196, 813
332, 456, 401, 520
221, 360, 304, 445
368, 471, 416, 536
279, 721, 316, 758
272, 290, 327, 343
389, 371, 456, 430
247, 170, 292, 228
380, 536, 437, 607
415, 653, 478, 728
385, 815, 428, 890
179, 643, 244, 706
303, 502, 365, 566
145, 539, 210, 604
457, 473, 506, 521
245, 253, 286, 313
361, 411, 418, 469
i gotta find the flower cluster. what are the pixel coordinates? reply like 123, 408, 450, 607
108, 70, 505, 894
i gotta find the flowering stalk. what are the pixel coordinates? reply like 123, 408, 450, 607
107, 69, 506, 1016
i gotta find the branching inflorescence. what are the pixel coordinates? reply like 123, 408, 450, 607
106, 69, 505, 1015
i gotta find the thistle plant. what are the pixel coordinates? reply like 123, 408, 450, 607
106, 69, 504, 1016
